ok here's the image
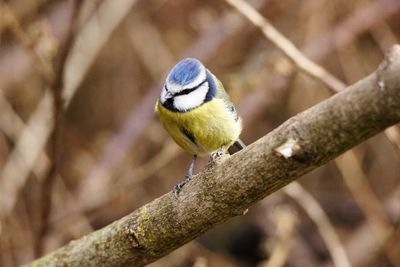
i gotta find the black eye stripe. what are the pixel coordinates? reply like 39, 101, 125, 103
174, 88, 196, 96
173, 79, 207, 97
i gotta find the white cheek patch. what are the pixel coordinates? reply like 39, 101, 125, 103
173, 82, 209, 111
166, 67, 206, 93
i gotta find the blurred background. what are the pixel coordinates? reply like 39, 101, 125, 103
0, 0, 400, 266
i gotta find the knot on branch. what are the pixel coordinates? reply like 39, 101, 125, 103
125, 226, 141, 249
273, 125, 315, 164
274, 137, 301, 159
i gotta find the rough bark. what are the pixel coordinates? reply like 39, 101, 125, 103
27, 45, 400, 267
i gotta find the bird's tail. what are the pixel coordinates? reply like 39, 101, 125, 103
228, 138, 246, 155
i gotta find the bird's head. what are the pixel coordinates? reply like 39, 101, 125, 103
160, 58, 215, 112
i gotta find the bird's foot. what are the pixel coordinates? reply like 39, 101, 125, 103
211, 146, 226, 160
172, 174, 193, 197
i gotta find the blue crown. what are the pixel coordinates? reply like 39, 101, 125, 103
167, 58, 203, 85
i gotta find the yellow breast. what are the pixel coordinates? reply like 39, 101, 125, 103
155, 98, 242, 156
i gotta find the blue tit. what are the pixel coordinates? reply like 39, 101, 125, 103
155, 58, 245, 195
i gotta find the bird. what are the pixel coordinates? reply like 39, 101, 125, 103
155, 58, 245, 196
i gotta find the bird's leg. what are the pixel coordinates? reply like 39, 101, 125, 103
173, 155, 197, 196
210, 145, 226, 160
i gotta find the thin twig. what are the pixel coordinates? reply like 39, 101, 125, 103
342, 185, 400, 266
284, 182, 351, 267
0, 1, 73, 90
0, 1, 55, 81
0, 93, 53, 219
0, 93, 94, 255
224, 0, 346, 93
0, 0, 47, 35
126, 13, 175, 79
335, 151, 397, 265
35, 0, 83, 256
63, 0, 140, 108
384, 126, 400, 150
303, 0, 400, 61
259, 205, 298, 267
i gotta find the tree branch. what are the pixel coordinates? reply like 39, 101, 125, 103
27, 44, 400, 267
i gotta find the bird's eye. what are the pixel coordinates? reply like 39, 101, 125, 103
164, 85, 169, 92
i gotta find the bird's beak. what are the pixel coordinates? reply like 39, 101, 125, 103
165, 91, 174, 99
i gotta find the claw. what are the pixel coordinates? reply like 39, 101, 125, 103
172, 174, 192, 197
211, 145, 226, 160
210, 151, 223, 159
